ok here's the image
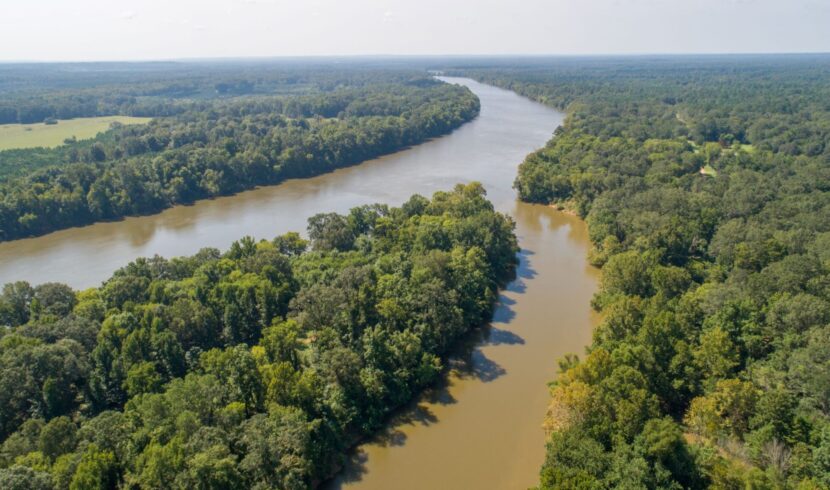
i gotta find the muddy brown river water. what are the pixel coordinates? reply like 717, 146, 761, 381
0, 78, 599, 489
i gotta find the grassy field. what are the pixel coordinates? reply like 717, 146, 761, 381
0, 116, 151, 151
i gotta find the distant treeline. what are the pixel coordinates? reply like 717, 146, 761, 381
458, 56, 830, 488
0, 62, 440, 124
0, 184, 518, 489
0, 77, 479, 241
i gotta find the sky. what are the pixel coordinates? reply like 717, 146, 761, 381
1, 0, 829, 61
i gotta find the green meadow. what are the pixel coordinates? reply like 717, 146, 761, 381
0, 116, 151, 151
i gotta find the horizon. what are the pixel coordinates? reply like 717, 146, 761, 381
3, 51, 830, 65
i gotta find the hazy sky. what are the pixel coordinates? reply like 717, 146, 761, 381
2, 0, 829, 61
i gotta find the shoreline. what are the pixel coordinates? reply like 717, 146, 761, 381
547, 202, 579, 217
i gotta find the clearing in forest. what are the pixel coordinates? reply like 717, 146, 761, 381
0, 116, 151, 151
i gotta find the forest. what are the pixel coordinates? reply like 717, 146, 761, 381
453, 55, 830, 488
0, 62, 445, 124
0, 65, 479, 241
0, 183, 518, 489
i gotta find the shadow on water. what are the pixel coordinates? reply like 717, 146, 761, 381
330, 380, 457, 486
330, 321, 524, 487
497, 293, 516, 306
517, 248, 538, 279
449, 347, 506, 383
507, 277, 526, 294
506, 247, 537, 294
370, 404, 440, 449
326, 219, 539, 488
334, 450, 370, 486
485, 326, 525, 346
491, 294, 517, 323
329, 334, 514, 487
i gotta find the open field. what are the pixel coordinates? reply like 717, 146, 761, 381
0, 116, 151, 151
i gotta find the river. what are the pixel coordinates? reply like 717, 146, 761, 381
0, 78, 599, 489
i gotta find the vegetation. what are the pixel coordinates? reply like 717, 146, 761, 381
0, 62, 435, 124
456, 55, 830, 488
0, 65, 479, 241
0, 116, 151, 151
0, 183, 518, 489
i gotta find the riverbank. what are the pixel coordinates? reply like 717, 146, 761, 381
548, 200, 580, 217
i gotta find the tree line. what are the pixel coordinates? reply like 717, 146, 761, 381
458, 55, 830, 488
0, 183, 518, 489
0, 62, 444, 124
0, 79, 479, 241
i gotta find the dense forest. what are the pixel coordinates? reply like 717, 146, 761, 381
454, 55, 830, 488
0, 62, 447, 124
0, 65, 479, 241
0, 183, 518, 489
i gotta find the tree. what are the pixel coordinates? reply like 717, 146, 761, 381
132, 438, 185, 489
540, 427, 606, 489
30, 283, 77, 319
0, 465, 54, 490
788, 327, 830, 415
38, 416, 77, 462
180, 445, 242, 490
260, 320, 301, 367
634, 418, 703, 488
0, 282, 34, 326
600, 251, 655, 298
307, 213, 355, 252
199, 346, 264, 414
273, 232, 308, 256
814, 427, 830, 487
124, 361, 163, 397
240, 407, 313, 489
694, 327, 739, 384
69, 444, 118, 490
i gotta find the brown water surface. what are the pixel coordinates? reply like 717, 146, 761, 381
328, 203, 599, 489
0, 78, 599, 489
